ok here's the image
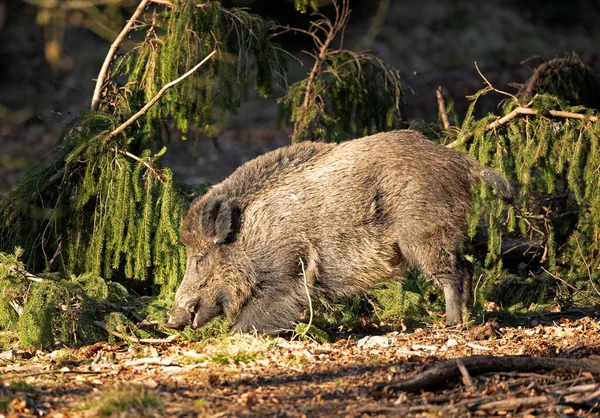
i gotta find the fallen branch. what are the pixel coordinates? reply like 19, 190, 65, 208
2, 370, 103, 379
91, 0, 151, 110
124, 357, 174, 366
455, 358, 474, 388
8, 265, 44, 282
375, 355, 600, 393
93, 320, 140, 343
444, 63, 598, 149
9, 300, 22, 316
138, 334, 179, 344
92, 320, 178, 344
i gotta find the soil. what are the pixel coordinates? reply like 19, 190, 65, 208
1, 315, 600, 417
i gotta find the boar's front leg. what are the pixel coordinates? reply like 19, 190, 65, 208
457, 253, 474, 323
433, 253, 473, 326
231, 285, 307, 335
411, 241, 474, 326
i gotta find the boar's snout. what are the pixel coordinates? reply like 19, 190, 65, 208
166, 297, 224, 330
165, 299, 198, 330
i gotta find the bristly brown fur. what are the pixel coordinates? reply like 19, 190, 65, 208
168, 130, 511, 333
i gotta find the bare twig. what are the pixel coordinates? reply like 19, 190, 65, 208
477, 395, 554, 411
466, 342, 492, 351
113, 147, 165, 184
554, 384, 599, 395
91, 0, 151, 110
446, 106, 599, 148
455, 358, 474, 388
107, 50, 217, 139
445, 138, 461, 149
298, 257, 313, 337
474, 61, 519, 103
486, 107, 598, 130
138, 334, 179, 344
436, 86, 451, 130
575, 236, 600, 297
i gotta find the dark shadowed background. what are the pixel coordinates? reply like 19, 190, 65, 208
1, 0, 599, 193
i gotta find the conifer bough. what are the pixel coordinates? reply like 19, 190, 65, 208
91, 0, 151, 111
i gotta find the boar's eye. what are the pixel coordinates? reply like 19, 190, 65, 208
195, 254, 206, 267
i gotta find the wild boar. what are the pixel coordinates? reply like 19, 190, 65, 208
165, 129, 511, 333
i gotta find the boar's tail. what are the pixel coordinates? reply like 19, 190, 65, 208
467, 158, 513, 202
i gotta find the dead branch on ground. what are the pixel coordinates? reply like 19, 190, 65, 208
92, 321, 178, 344
375, 355, 600, 393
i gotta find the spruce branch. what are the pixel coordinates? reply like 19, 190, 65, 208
446, 106, 599, 149
445, 66, 598, 148
91, 0, 152, 111
294, 0, 350, 142
107, 50, 217, 139
113, 147, 164, 184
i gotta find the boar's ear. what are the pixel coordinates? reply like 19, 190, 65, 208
201, 194, 240, 245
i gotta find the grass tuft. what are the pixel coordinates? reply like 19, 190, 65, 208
78, 386, 163, 417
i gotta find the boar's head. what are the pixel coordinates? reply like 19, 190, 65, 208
165, 193, 252, 331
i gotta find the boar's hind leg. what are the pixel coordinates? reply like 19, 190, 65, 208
412, 246, 473, 326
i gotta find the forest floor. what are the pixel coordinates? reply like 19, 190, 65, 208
1, 314, 599, 417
